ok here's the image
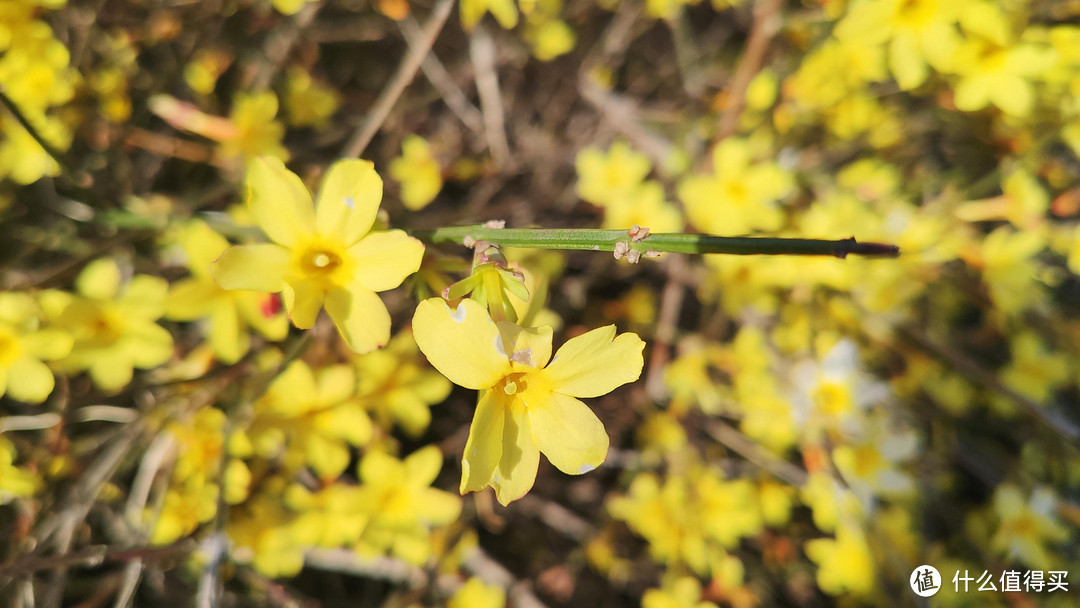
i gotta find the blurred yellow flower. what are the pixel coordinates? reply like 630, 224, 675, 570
219, 92, 289, 162
990, 484, 1068, 570
576, 141, 651, 207
412, 297, 644, 504
450, 577, 506, 608
678, 138, 793, 236
0, 292, 71, 403
254, 360, 373, 480
389, 135, 443, 210
354, 446, 462, 564
353, 329, 452, 436
165, 220, 289, 364
805, 524, 875, 596
0, 436, 41, 503
285, 66, 340, 129
44, 259, 173, 393
835, 0, 966, 90
213, 157, 424, 353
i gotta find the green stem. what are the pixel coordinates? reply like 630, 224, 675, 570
412, 226, 900, 258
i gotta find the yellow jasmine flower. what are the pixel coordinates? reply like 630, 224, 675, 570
212, 157, 425, 353
678, 138, 793, 236
44, 259, 173, 393
601, 181, 684, 233
460, 0, 518, 31
183, 49, 230, 95
834, 0, 967, 90
353, 329, 452, 436
0, 292, 71, 403
271, 0, 318, 16
0, 436, 41, 503
450, 577, 506, 608
354, 446, 462, 564
990, 484, 1068, 570
525, 16, 575, 61
575, 141, 651, 208
151, 479, 218, 544
975, 226, 1045, 316
0, 114, 70, 185
165, 220, 289, 364
412, 297, 644, 505
219, 92, 289, 162
285, 66, 341, 129
805, 524, 875, 596
253, 360, 372, 480
286, 483, 368, 548
950, 3, 1056, 117
389, 135, 443, 210
642, 577, 718, 608
1000, 331, 1069, 404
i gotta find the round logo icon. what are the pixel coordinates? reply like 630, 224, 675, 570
910, 565, 942, 597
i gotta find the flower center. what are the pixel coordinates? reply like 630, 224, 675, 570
502, 372, 528, 396
302, 249, 342, 275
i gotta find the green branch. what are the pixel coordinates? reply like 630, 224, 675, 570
413, 226, 900, 258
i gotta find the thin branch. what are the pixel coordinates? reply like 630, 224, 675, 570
342, 0, 455, 158
0, 542, 196, 581
468, 25, 511, 168
715, 0, 783, 140
399, 17, 484, 133
413, 225, 901, 257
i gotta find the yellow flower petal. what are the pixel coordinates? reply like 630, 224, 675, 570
7, 356, 55, 403
492, 398, 539, 506
165, 278, 220, 320
404, 445, 445, 488
545, 325, 645, 397
347, 230, 425, 292
209, 302, 247, 364
460, 389, 506, 494
324, 284, 390, 353
125, 321, 175, 368
90, 359, 133, 392
247, 156, 317, 247
306, 434, 350, 480
416, 487, 462, 525
118, 275, 169, 320
360, 450, 404, 484
528, 392, 608, 475
77, 258, 121, 300
889, 33, 926, 91
213, 244, 290, 292
315, 405, 372, 446
496, 322, 553, 368
412, 298, 511, 390
315, 159, 383, 247
22, 330, 72, 361
317, 365, 356, 405
282, 279, 325, 329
